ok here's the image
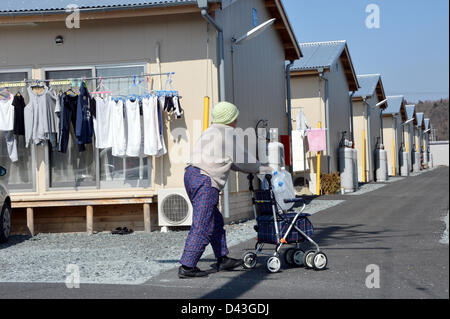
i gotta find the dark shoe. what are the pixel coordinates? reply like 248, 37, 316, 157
178, 266, 209, 279
217, 256, 244, 271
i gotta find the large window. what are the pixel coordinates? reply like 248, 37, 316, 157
44, 64, 151, 190
96, 65, 150, 188
45, 68, 96, 188
0, 70, 35, 191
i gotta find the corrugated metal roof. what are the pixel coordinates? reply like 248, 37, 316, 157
291, 41, 347, 70
384, 95, 404, 114
424, 118, 430, 130
405, 105, 416, 120
416, 112, 424, 127
353, 74, 380, 98
0, 0, 197, 13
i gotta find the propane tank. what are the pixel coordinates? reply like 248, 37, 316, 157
339, 147, 355, 193
413, 152, 421, 172
267, 142, 285, 172
375, 146, 388, 182
400, 151, 409, 177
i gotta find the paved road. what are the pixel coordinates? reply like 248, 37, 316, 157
0, 167, 448, 299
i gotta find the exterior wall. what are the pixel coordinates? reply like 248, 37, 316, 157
383, 115, 402, 176
327, 59, 352, 174
215, 0, 289, 219
353, 95, 381, 182
290, 75, 327, 192
353, 101, 368, 182
430, 141, 449, 166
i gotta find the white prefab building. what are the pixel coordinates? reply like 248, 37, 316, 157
382, 96, 407, 176
0, 0, 301, 234
290, 41, 360, 193
352, 74, 387, 182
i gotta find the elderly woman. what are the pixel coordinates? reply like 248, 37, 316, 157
179, 101, 271, 278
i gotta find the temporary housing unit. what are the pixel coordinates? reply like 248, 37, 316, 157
290, 41, 359, 194
382, 96, 407, 176
0, 0, 301, 234
352, 74, 387, 182
404, 105, 418, 172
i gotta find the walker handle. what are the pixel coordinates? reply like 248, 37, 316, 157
283, 198, 304, 204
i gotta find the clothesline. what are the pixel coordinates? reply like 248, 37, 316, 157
0, 72, 176, 88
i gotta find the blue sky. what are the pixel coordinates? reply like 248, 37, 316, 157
282, 0, 449, 103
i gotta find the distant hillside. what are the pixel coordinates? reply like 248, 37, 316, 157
412, 98, 449, 141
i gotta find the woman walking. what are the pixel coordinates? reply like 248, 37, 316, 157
179, 101, 271, 278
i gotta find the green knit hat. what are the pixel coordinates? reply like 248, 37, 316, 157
212, 101, 240, 125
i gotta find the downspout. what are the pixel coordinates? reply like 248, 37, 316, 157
318, 70, 331, 173
286, 61, 294, 176
200, 7, 230, 219
363, 97, 373, 181
349, 91, 356, 143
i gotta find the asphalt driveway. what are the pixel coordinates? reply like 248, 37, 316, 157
0, 167, 448, 299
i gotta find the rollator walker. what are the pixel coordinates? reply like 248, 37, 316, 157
243, 174, 328, 273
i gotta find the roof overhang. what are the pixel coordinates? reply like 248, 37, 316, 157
0, 2, 204, 24
265, 0, 302, 61
290, 42, 359, 91
0, 0, 301, 62
340, 44, 359, 92
383, 99, 407, 122
351, 77, 387, 108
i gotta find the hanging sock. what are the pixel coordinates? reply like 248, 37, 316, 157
173, 96, 184, 119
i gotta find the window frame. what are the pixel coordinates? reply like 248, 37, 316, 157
42, 63, 153, 191
0, 68, 37, 193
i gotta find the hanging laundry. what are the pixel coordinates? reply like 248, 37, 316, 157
173, 96, 184, 119
307, 128, 327, 152
24, 86, 58, 148
92, 96, 112, 149
125, 98, 142, 157
110, 99, 126, 157
142, 96, 162, 156
296, 110, 308, 136
156, 96, 167, 156
0, 94, 18, 162
0, 93, 14, 131
12, 93, 26, 136
292, 130, 309, 172
57, 93, 78, 154
5, 131, 18, 162
75, 83, 94, 152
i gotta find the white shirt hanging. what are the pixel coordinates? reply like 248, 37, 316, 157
110, 99, 126, 157
125, 98, 142, 157
0, 94, 14, 131
93, 96, 113, 149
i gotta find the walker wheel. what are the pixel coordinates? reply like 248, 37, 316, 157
303, 250, 316, 269
266, 256, 281, 273
243, 252, 257, 269
292, 249, 305, 267
312, 252, 328, 271
283, 248, 295, 266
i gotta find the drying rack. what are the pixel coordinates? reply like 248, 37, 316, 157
0, 72, 176, 88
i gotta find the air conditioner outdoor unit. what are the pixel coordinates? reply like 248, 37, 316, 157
158, 188, 193, 227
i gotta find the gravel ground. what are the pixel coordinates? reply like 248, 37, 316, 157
0, 198, 343, 285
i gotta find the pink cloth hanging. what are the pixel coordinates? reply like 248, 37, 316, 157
307, 129, 327, 152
